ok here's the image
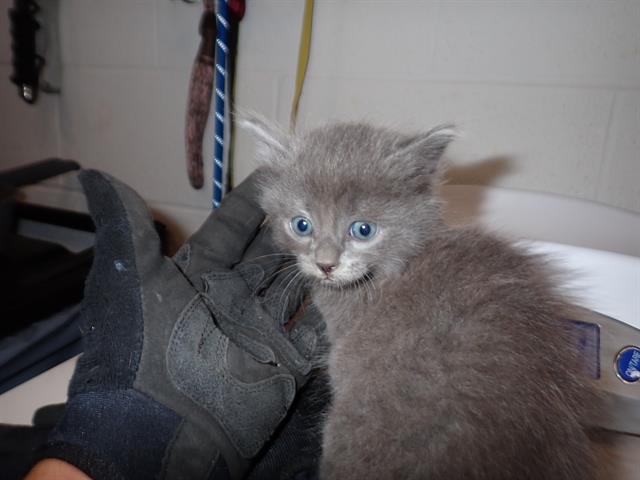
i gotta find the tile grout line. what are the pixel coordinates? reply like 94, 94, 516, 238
152, 0, 159, 67
594, 90, 618, 204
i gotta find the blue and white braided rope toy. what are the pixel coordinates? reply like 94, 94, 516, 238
213, 0, 229, 208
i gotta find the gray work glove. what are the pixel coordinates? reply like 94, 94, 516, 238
40, 170, 323, 480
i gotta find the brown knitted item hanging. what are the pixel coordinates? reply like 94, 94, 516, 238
184, 0, 216, 189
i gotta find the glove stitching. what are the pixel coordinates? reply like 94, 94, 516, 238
167, 298, 297, 458
220, 300, 312, 375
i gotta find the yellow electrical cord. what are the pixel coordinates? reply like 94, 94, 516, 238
290, 0, 314, 131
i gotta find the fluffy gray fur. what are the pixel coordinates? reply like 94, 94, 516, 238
244, 117, 596, 480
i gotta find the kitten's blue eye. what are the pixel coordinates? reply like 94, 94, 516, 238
350, 221, 377, 241
290, 216, 313, 236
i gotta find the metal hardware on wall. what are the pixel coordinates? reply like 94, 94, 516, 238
8, 0, 61, 104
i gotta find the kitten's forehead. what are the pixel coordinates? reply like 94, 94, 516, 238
298, 123, 402, 168
285, 123, 406, 204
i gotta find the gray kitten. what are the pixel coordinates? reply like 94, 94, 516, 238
243, 118, 596, 479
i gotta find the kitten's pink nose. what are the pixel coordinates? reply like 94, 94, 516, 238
317, 263, 336, 275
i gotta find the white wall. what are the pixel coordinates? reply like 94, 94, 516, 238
1, 0, 639, 245
234, 1, 640, 212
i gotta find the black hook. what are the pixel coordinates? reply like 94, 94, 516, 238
8, 0, 44, 104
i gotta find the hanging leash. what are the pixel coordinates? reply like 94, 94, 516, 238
185, 0, 244, 203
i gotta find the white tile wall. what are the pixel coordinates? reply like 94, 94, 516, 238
232, 70, 283, 183
235, 0, 640, 212
233, 0, 303, 74
433, 1, 640, 88
0, 65, 60, 170
598, 90, 640, 212
155, 0, 202, 68
57, 66, 203, 206
308, 1, 440, 79
59, 0, 157, 68
286, 76, 615, 200
1, 0, 639, 244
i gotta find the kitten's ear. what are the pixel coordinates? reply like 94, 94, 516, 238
238, 114, 292, 167
390, 124, 457, 178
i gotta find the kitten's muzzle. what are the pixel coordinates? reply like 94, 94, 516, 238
317, 262, 336, 276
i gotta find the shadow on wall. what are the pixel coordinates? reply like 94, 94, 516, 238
443, 155, 515, 224
446, 155, 515, 186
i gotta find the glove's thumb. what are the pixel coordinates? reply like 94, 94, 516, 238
80, 169, 163, 265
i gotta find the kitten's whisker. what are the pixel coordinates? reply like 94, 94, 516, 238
260, 268, 297, 303
279, 270, 304, 316
363, 277, 374, 303
281, 269, 308, 314
249, 258, 297, 270
295, 270, 307, 297
271, 268, 301, 320
363, 278, 372, 303
249, 252, 298, 261
252, 260, 299, 291
287, 273, 309, 322
277, 267, 300, 295
261, 261, 299, 285
253, 256, 296, 263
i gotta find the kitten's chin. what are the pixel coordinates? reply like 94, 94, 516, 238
316, 271, 375, 290
297, 258, 377, 290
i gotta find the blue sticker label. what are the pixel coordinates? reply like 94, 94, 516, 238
616, 346, 640, 383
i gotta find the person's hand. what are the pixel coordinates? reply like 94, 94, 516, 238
40, 170, 323, 480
